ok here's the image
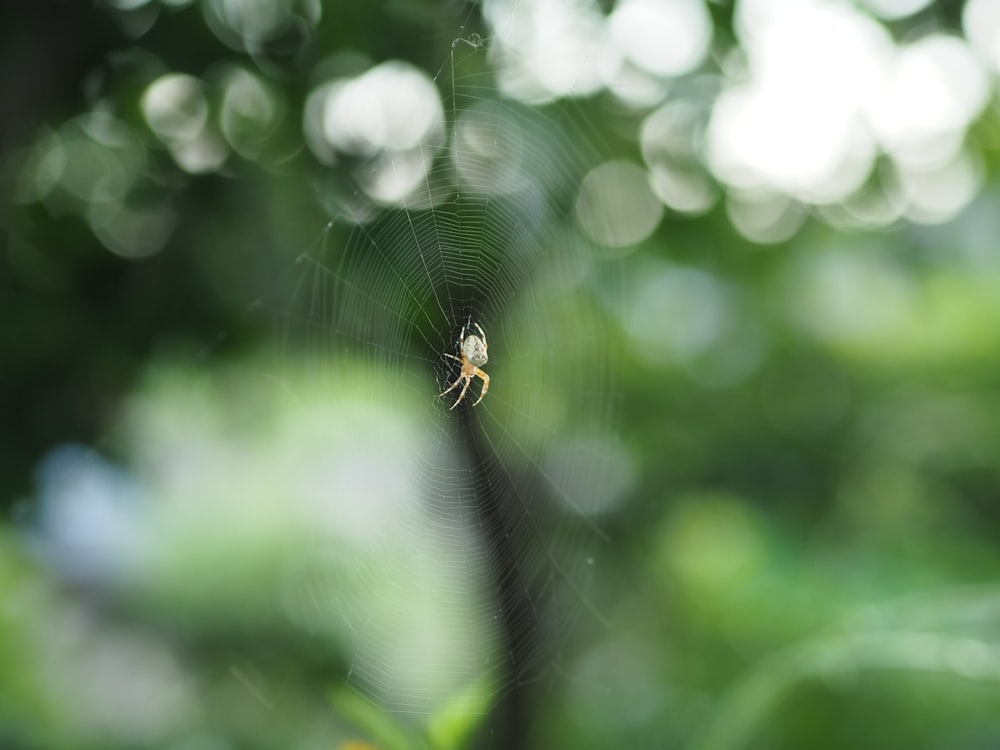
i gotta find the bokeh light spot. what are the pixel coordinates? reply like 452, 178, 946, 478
898, 148, 983, 225
304, 61, 444, 206
624, 262, 729, 366
783, 249, 915, 350
861, 0, 932, 20
142, 73, 227, 173
142, 74, 208, 143
708, 0, 891, 205
726, 189, 805, 244
609, 0, 711, 78
219, 67, 285, 161
219, 0, 293, 42
484, 0, 616, 103
641, 100, 717, 215
664, 493, 767, 592
871, 34, 989, 166
964, 0, 1000, 74
201, 0, 319, 51
454, 100, 528, 195
575, 160, 662, 250
320, 62, 442, 156
88, 200, 176, 259
544, 436, 637, 516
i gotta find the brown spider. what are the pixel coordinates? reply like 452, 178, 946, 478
439, 322, 490, 409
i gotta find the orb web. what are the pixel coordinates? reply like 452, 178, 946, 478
271, 33, 620, 727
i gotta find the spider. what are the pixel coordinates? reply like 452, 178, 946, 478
439, 322, 490, 409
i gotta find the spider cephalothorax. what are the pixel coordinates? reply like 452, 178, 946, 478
439, 322, 490, 409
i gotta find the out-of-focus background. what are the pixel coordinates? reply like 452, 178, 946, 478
5, 0, 1000, 748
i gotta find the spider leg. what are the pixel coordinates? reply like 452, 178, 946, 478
439, 349, 471, 402
449, 373, 473, 410
439, 352, 465, 396
473, 322, 487, 349
471, 369, 490, 406
439, 375, 464, 398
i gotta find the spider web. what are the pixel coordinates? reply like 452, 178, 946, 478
270, 22, 622, 730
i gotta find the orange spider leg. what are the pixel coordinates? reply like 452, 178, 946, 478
449, 369, 474, 409
439, 354, 465, 397
471, 368, 490, 406
439, 376, 464, 398
438, 352, 465, 398
440, 353, 476, 409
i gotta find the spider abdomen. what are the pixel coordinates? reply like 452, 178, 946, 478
463, 336, 488, 367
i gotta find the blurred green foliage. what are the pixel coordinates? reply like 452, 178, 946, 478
5, 1, 1000, 749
